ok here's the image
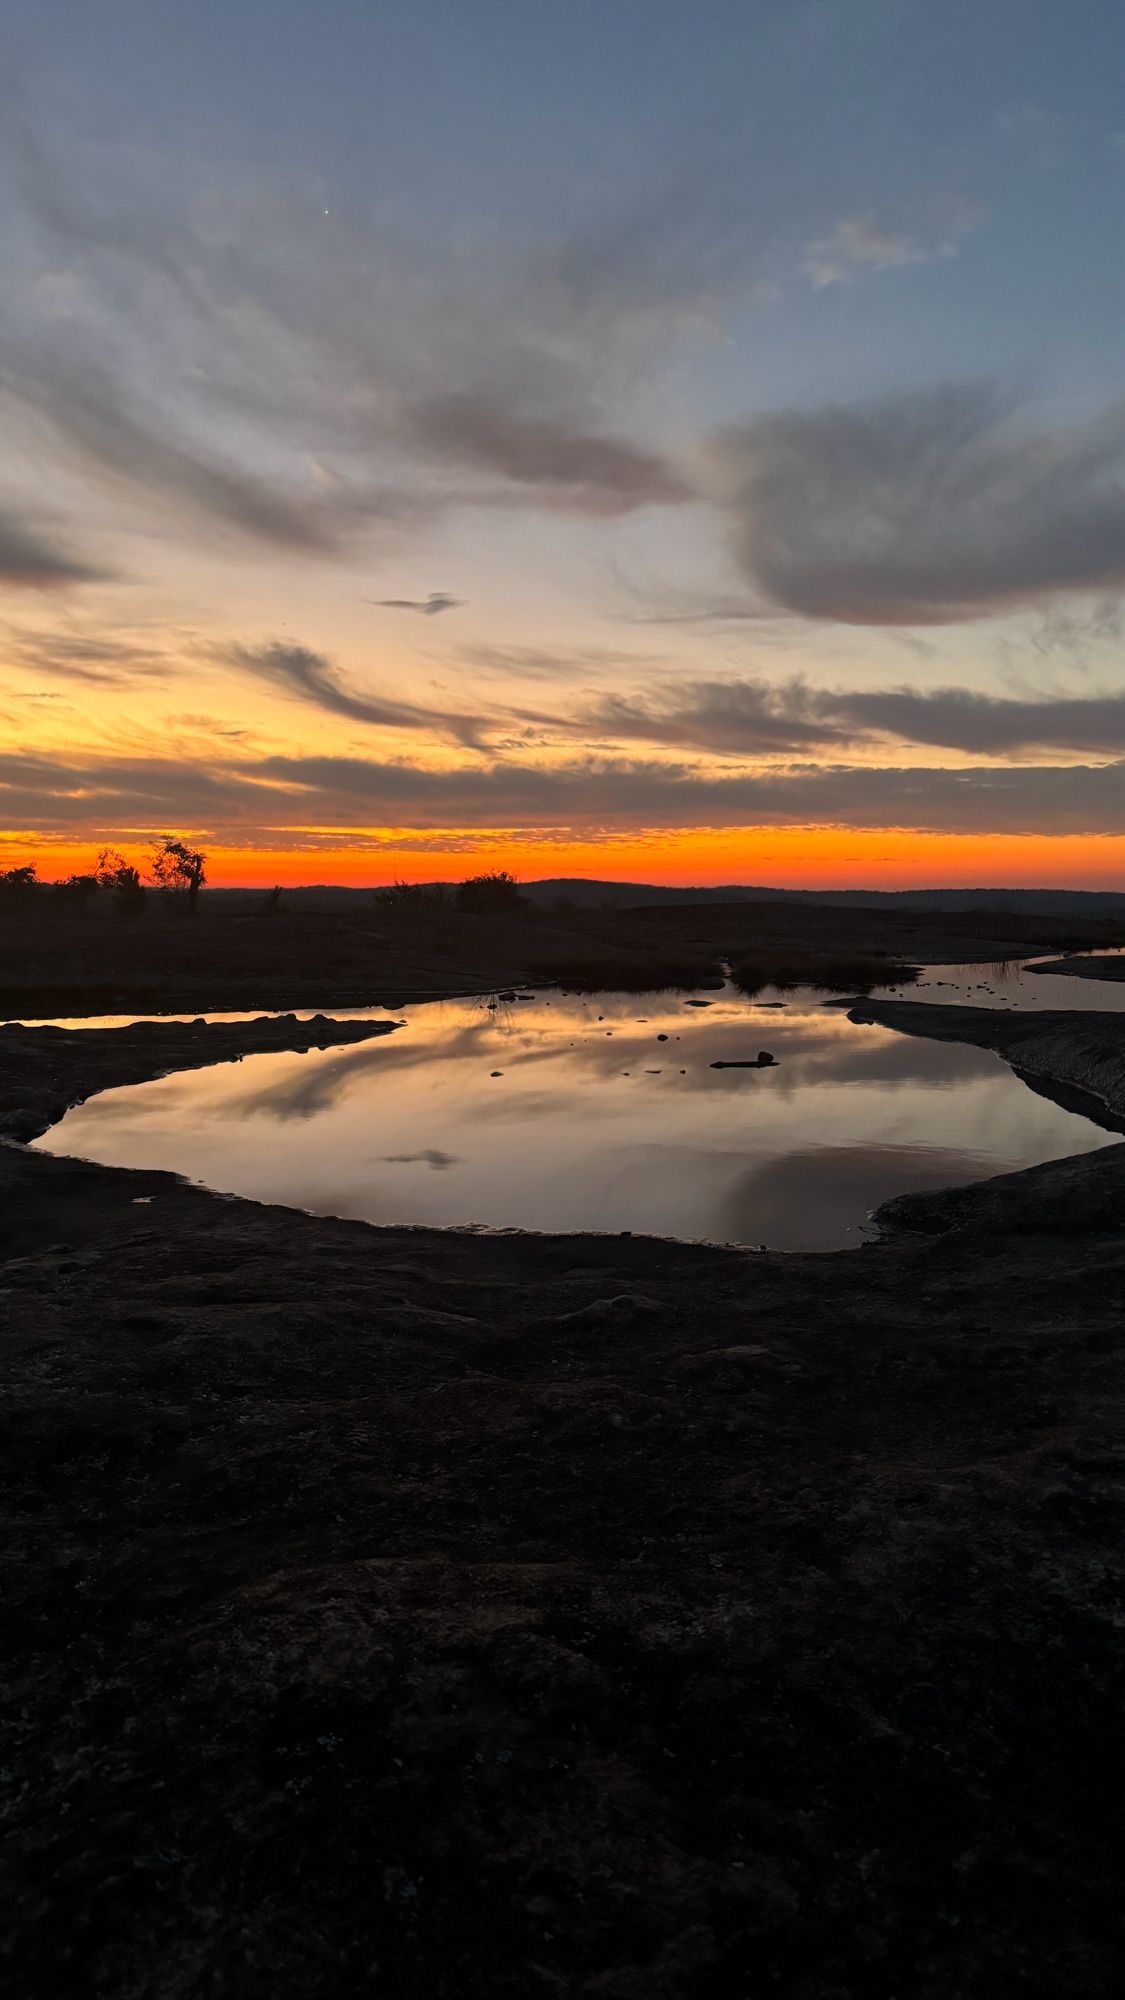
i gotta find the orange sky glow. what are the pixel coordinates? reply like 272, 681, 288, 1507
8, 828, 1125, 893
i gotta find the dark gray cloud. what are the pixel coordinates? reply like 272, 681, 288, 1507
366, 591, 463, 616
409, 394, 691, 514
383, 1149, 461, 1170
838, 685, 1125, 756
716, 383, 1125, 624
224, 640, 489, 748
573, 675, 1125, 759
0, 748, 254, 824
4, 742, 1125, 837
0, 508, 106, 588
251, 749, 1125, 837
580, 678, 848, 755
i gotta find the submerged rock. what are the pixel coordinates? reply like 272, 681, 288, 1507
710, 1051, 776, 1070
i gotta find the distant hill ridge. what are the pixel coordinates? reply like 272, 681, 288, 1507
522, 880, 1125, 914
212, 880, 1125, 915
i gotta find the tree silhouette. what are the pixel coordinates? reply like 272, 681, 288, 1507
151, 837, 207, 913
0, 863, 37, 902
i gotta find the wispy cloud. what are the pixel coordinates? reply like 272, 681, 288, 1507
4, 350, 345, 554
997, 103, 1065, 152
2, 625, 172, 684
2, 114, 722, 560
459, 642, 665, 683
622, 595, 776, 628
803, 215, 930, 289
224, 640, 490, 748
802, 198, 981, 289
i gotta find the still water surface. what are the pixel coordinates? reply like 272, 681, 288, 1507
34, 976, 1117, 1251
909, 951, 1125, 1012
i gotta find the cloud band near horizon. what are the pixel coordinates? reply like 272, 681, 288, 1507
2, 744, 1123, 841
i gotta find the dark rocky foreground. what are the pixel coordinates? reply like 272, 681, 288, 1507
2, 1005, 1124, 1997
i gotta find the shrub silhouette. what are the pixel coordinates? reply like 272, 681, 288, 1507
51, 873, 100, 908
374, 880, 451, 910
96, 848, 147, 917
455, 871, 523, 914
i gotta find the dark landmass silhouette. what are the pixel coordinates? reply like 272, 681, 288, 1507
3, 891, 1121, 1018
227, 879, 1125, 916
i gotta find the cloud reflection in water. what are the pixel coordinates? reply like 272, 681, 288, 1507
37, 983, 1115, 1249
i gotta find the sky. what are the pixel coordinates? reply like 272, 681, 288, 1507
2, 0, 1124, 889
